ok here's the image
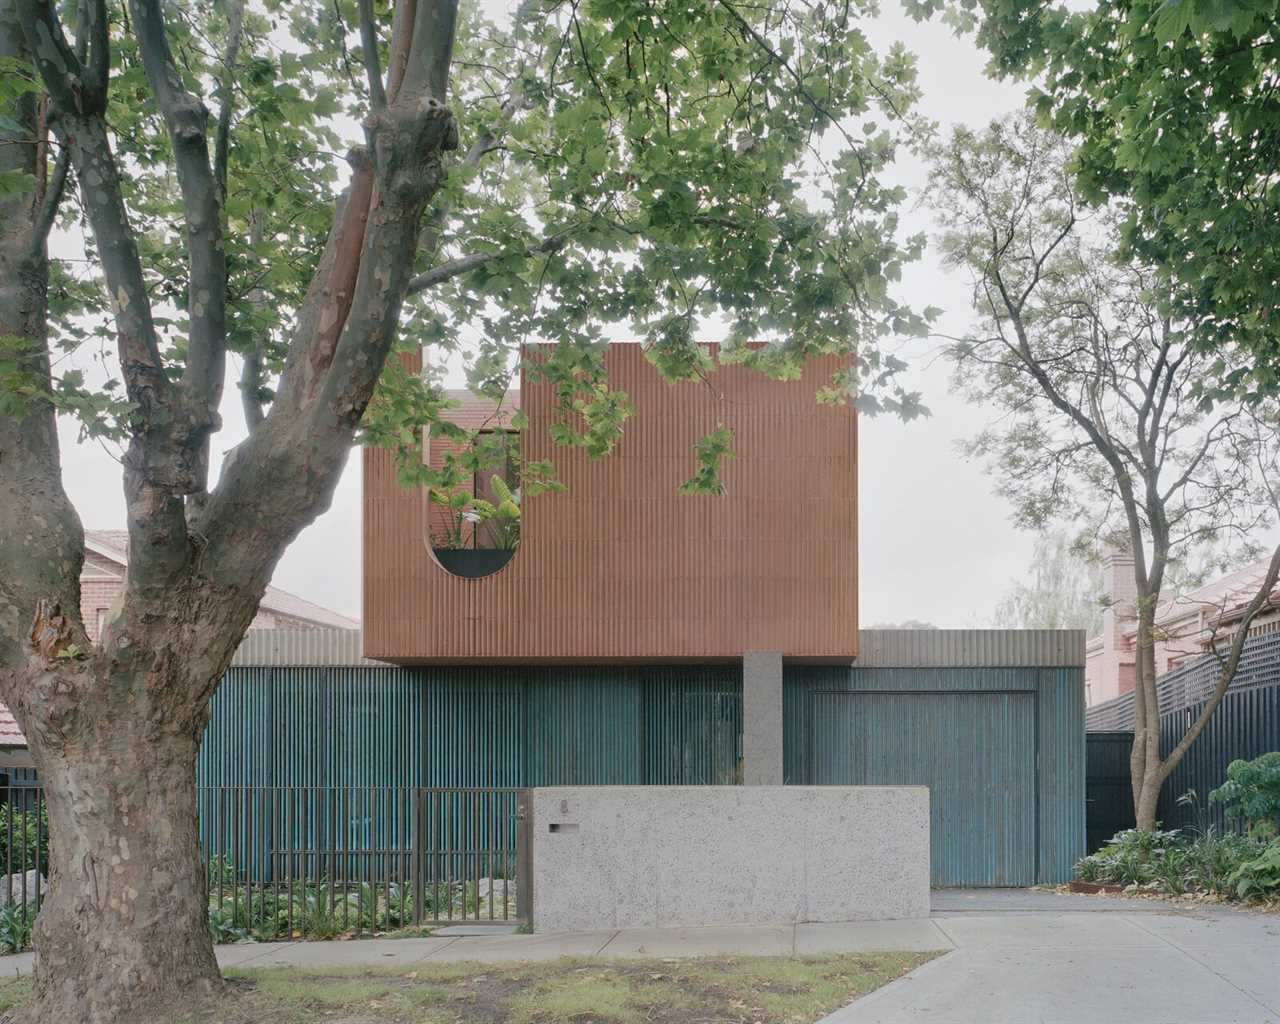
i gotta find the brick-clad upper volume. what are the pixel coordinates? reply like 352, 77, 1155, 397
363, 343, 858, 663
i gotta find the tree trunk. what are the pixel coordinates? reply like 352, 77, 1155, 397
1130, 596, 1165, 831
1134, 770, 1161, 832
22, 704, 219, 1024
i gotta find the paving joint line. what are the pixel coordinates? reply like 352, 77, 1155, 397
1126, 915, 1280, 1019
929, 917, 960, 949
593, 930, 621, 957
417, 936, 463, 961
224, 942, 296, 969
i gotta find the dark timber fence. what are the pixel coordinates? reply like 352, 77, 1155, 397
1085, 632, 1280, 834
1084, 733, 1136, 852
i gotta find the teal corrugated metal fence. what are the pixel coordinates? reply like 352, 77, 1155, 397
198, 656, 1082, 888
199, 665, 744, 790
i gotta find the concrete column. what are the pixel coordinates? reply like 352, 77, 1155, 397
742, 651, 784, 785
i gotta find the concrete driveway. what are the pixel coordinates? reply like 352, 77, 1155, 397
825, 889, 1280, 1024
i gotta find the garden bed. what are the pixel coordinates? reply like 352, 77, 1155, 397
0, 952, 939, 1024
1074, 827, 1280, 907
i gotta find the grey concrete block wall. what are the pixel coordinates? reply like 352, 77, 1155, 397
527, 786, 930, 933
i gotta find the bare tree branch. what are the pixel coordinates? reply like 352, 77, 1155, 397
1156, 541, 1280, 783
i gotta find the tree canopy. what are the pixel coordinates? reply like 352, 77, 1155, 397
5, 0, 936, 499
926, 111, 1280, 829
907, 0, 1280, 402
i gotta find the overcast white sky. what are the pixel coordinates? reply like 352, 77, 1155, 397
53, 3, 1037, 627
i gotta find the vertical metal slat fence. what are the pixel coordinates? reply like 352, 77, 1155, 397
0, 785, 521, 947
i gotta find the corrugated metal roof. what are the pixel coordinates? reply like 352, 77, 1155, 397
230, 628, 376, 667
853, 629, 1085, 668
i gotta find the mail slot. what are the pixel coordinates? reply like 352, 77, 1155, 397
548, 823, 579, 834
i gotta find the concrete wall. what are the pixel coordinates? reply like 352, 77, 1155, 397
527, 785, 929, 933
742, 651, 783, 784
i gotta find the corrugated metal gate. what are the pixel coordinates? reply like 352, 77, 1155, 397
811, 690, 1038, 886
786, 657, 1085, 887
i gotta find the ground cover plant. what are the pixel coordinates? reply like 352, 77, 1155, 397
0, 953, 939, 1024
0, 875, 502, 954
1077, 756, 1280, 902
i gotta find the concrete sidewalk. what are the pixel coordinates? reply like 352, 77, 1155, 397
0, 916, 951, 978
824, 897, 1280, 1024
0, 889, 1275, 1024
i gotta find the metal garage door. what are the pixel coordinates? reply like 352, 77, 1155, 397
810, 690, 1038, 886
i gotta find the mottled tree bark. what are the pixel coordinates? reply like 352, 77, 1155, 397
1, 0, 459, 1019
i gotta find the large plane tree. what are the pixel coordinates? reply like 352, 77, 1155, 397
0, 0, 929, 1019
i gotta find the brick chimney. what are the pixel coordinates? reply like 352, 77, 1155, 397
1094, 546, 1137, 704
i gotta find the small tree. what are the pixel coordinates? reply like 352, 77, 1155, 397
927, 113, 1280, 830
993, 530, 1103, 634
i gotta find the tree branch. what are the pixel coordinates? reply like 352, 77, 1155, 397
26, 143, 69, 261
358, 0, 387, 112
1156, 541, 1280, 785
406, 232, 569, 295
128, 0, 227, 440
213, 0, 245, 205
19, 2, 167, 413
76, 0, 109, 97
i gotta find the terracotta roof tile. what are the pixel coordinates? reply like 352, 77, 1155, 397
442, 389, 520, 431
83, 528, 358, 629
0, 706, 24, 747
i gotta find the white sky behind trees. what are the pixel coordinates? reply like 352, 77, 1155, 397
53, 3, 1037, 626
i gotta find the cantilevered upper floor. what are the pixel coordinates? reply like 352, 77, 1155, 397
362, 343, 857, 663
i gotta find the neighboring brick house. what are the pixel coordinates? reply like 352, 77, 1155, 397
1085, 549, 1280, 707
81, 529, 358, 642
0, 531, 359, 757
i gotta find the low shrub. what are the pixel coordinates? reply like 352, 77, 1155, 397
0, 904, 38, 953
1227, 841, 1280, 901
1075, 828, 1269, 900
207, 903, 251, 944
1209, 752, 1280, 839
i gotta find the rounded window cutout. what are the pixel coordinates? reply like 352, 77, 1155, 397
431, 547, 515, 579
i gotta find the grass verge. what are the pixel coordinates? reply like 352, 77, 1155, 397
0, 951, 939, 1023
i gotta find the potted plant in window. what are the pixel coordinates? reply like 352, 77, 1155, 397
428, 477, 520, 578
